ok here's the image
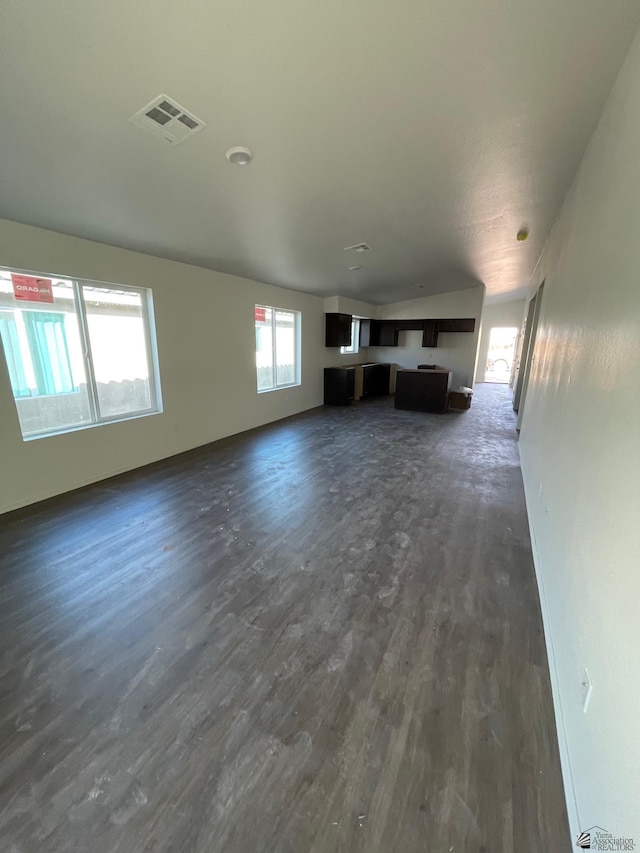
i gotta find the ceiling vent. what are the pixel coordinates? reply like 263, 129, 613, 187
343, 242, 371, 253
129, 95, 205, 146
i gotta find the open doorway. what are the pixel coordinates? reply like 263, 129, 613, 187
514, 282, 544, 427
484, 327, 518, 383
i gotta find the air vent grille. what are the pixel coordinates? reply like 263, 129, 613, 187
158, 99, 180, 118
130, 94, 206, 146
178, 114, 199, 130
146, 107, 172, 126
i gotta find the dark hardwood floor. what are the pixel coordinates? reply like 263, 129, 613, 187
0, 384, 569, 852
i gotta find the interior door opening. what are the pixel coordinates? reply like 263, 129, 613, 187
484, 327, 518, 383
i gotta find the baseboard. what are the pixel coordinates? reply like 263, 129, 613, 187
519, 445, 580, 848
1, 403, 325, 518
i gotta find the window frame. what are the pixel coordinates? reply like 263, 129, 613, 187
0, 266, 162, 440
255, 304, 301, 393
340, 318, 360, 355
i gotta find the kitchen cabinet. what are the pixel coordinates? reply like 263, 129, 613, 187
436, 318, 476, 334
342, 315, 476, 348
422, 318, 475, 347
361, 363, 391, 398
323, 363, 391, 405
325, 313, 352, 347
422, 320, 438, 347
369, 320, 399, 347
323, 367, 355, 405
394, 369, 452, 413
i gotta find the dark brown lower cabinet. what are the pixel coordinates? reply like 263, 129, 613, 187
324, 367, 356, 405
361, 363, 391, 398
394, 368, 452, 413
324, 363, 392, 405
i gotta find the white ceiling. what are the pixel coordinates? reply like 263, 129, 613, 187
1, 1, 639, 305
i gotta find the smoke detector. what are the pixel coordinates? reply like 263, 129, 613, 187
129, 95, 205, 146
225, 146, 253, 166
343, 243, 371, 253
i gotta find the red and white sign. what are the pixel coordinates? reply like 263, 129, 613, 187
11, 274, 54, 304
255, 307, 266, 322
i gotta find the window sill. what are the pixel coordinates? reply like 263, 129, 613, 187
22, 408, 162, 441
257, 382, 301, 394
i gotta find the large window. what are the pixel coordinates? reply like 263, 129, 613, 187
341, 318, 360, 355
255, 305, 300, 392
0, 268, 161, 439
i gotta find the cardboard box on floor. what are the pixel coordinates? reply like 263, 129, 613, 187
449, 390, 472, 410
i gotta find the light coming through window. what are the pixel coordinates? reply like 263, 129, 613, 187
255, 305, 301, 392
0, 268, 162, 439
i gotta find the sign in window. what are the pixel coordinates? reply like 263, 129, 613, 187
0, 268, 162, 439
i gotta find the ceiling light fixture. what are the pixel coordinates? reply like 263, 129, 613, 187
349, 265, 362, 271
516, 227, 530, 242
343, 243, 371, 253
225, 146, 253, 166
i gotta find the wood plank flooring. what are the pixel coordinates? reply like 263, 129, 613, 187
0, 384, 569, 852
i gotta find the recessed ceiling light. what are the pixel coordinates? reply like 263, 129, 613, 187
225, 146, 253, 166
349, 265, 362, 271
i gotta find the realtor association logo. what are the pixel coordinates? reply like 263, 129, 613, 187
576, 826, 635, 850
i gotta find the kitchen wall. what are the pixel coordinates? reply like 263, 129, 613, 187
323, 295, 377, 319
0, 219, 364, 513
518, 26, 640, 843
474, 297, 526, 384
322, 295, 377, 362
373, 285, 485, 388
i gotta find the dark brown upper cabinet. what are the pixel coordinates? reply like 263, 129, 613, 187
328, 314, 475, 348
422, 320, 438, 347
368, 320, 399, 347
436, 318, 476, 334
359, 319, 371, 347
325, 313, 352, 347
394, 319, 424, 331
422, 318, 476, 347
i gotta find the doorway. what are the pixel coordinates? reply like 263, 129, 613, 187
514, 282, 545, 428
484, 327, 518, 383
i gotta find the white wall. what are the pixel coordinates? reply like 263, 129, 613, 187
519, 28, 640, 844
374, 285, 485, 388
474, 298, 526, 384
0, 219, 369, 513
322, 295, 378, 359
323, 295, 378, 319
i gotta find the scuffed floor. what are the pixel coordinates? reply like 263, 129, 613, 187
0, 383, 569, 852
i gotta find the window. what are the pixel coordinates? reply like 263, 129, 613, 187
255, 305, 300, 392
341, 318, 360, 355
0, 268, 161, 439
